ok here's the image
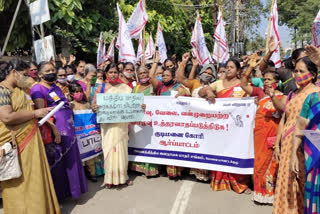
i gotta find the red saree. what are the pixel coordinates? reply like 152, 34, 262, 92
210, 83, 251, 193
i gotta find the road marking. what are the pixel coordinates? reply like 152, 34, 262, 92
170, 181, 195, 214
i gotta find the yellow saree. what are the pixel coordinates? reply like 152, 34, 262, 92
0, 87, 60, 214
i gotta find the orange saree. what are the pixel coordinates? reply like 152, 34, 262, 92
210, 83, 251, 193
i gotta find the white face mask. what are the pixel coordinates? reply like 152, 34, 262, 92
67, 74, 75, 82
57, 78, 68, 84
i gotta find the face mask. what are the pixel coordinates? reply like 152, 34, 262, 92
200, 73, 213, 82
139, 77, 150, 84
123, 71, 134, 79
28, 70, 38, 78
107, 76, 120, 84
156, 76, 162, 82
42, 73, 57, 83
15, 72, 30, 88
78, 71, 84, 77
263, 83, 277, 90
163, 79, 174, 86
67, 74, 75, 82
73, 92, 84, 102
57, 78, 67, 84
295, 73, 314, 87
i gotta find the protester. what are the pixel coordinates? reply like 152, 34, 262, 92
273, 56, 320, 213
92, 63, 136, 188
31, 61, 88, 201
79, 64, 97, 102
56, 66, 69, 96
199, 58, 251, 194
28, 61, 39, 82
217, 65, 226, 80
69, 82, 98, 182
130, 66, 160, 177
117, 62, 125, 73
240, 54, 283, 203
120, 62, 136, 89
177, 52, 216, 99
75, 60, 86, 80
0, 60, 60, 214
164, 58, 175, 70
155, 64, 164, 81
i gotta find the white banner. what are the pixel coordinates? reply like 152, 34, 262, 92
156, 23, 168, 63
213, 10, 230, 64
127, 0, 148, 39
145, 33, 155, 60
129, 96, 256, 174
33, 35, 56, 64
29, 0, 50, 26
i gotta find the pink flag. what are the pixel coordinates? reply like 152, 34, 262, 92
116, 4, 136, 63
97, 32, 105, 68
213, 10, 230, 64
269, 0, 281, 68
312, 9, 320, 48
191, 13, 212, 65
127, 0, 148, 39
145, 32, 155, 60
156, 23, 167, 63
105, 38, 115, 62
136, 33, 143, 61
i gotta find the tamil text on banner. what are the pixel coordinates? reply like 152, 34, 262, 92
129, 96, 256, 174
74, 109, 102, 162
96, 93, 144, 123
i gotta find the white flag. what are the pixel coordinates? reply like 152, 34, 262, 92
97, 32, 105, 68
105, 38, 115, 62
145, 33, 155, 60
33, 35, 56, 64
191, 14, 212, 65
29, 0, 50, 26
127, 0, 148, 39
136, 33, 144, 62
213, 10, 230, 64
116, 4, 136, 63
156, 23, 168, 63
312, 9, 320, 48
269, 0, 281, 68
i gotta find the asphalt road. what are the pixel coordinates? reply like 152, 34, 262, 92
8, 171, 271, 214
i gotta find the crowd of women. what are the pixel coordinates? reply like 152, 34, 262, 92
1, 38, 320, 214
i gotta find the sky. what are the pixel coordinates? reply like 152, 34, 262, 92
257, 0, 292, 49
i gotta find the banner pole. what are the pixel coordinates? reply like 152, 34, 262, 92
142, 0, 146, 65
265, 0, 275, 54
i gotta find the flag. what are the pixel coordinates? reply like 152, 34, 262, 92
212, 10, 230, 64
191, 13, 212, 65
145, 32, 155, 60
127, 0, 148, 39
105, 38, 115, 62
269, 0, 281, 68
29, 0, 50, 26
312, 9, 320, 48
116, 4, 136, 63
136, 33, 144, 62
156, 23, 168, 63
97, 32, 105, 68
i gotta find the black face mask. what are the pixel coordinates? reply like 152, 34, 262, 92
43, 73, 57, 82
163, 79, 174, 86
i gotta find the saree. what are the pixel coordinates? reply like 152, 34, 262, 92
273, 85, 320, 214
0, 87, 60, 214
100, 83, 132, 185
253, 92, 282, 204
300, 92, 320, 214
130, 84, 160, 177
210, 83, 251, 193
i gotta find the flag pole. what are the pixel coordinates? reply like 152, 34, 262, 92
265, 0, 275, 53
153, 22, 159, 62
142, 0, 146, 65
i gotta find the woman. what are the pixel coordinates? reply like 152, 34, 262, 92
0, 60, 60, 214
130, 66, 160, 177
92, 64, 135, 188
199, 58, 251, 194
149, 53, 188, 178
28, 61, 39, 82
56, 67, 69, 96
273, 56, 320, 214
281, 57, 320, 214
240, 55, 283, 203
31, 61, 88, 201
120, 62, 136, 89
79, 63, 97, 102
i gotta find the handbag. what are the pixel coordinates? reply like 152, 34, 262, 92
0, 131, 22, 181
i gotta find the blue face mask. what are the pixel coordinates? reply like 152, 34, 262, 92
156, 76, 162, 81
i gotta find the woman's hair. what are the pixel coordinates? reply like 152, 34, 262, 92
38, 61, 54, 74
164, 58, 173, 65
226, 58, 241, 71
105, 63, 118, 73
138, 66, 149, 74
76, 60, 86, 67
282, 57, 294, 70
0, 61, 13, 82
68, 82, 87, 102
97, 70, 106, 80
11, 58, 30, 72
263, 71, 280, 82
84, 63, 96, 76
28, 61, 38, 68
123, 62, 134, 69
164, 67, 176, 78
64, 64, 74, 72
292, 48, 305, 61
296, 56, 318, 83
